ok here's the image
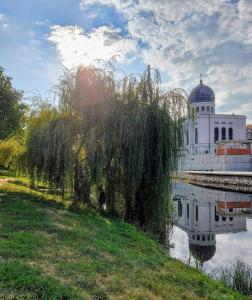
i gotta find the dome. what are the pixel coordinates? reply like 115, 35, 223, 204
189, 243, 216, 263
188, 80, 215, 103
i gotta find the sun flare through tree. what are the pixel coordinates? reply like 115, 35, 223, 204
23, 66, 188, 235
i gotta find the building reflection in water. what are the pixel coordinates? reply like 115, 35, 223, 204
172, 182, 252, 269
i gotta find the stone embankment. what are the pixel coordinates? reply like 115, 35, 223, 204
177, 171, 252, 193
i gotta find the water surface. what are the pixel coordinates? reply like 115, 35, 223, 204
170, 182, 252, 272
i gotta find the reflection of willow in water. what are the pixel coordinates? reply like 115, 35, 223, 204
171, 182, 252, 268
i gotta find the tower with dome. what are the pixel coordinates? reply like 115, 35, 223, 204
180, 79, 252, 171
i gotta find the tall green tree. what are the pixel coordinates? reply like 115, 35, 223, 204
23, 66, 188, 236
0, 67, 26, 140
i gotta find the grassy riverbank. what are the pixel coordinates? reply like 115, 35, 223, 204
0, 172, 247, 299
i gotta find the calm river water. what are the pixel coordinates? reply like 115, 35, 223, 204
170, 182, 252, 273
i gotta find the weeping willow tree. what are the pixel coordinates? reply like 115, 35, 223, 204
24, 65, 188, 235
83, 66, 188, 235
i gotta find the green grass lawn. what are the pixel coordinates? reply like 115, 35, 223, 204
0, 175, 247, 300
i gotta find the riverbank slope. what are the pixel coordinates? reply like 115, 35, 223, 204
0, 172, 246, 299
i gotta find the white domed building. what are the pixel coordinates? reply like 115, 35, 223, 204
180, 79, 252, 171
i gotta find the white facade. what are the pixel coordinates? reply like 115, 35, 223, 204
179, 81, 251, 171
184, 109, 246, 156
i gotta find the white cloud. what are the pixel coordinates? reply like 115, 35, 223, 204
80, 0, 134, 11
0, 13, 9, 31
34, 19, 50, 27
2, 23, 8, 30
76, 1, 252, 120
47, 25, 137, 69
238, 0, 252, 21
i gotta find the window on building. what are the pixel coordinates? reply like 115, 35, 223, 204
229, 128, 233, 140
211, 107, 214, 113
186, 130, 189, 146
195, 128, 198, 144
178, 201, 182, 217
202, 235, 205, 241
196, 107, 199, 113
214, 127, 219, 143
197, 235, 200, 241
222, 127, 226, 140
187, 203, 189, 219
201, 106, 205, 112
195, 205, 198, 221
207, 106, 210, 112
215, 206, 219, 221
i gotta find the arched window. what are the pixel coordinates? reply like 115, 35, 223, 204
187, 203, 189, 219
195, 205, 198, 221
186, 130, 189, 145
211, 107, 214, 113
196, 107, 199, 113
222, 127, 226, 140
229, 128, 233, 140
214, 127, 219, 143
195, 128, 198, 144
201, 106, 205, 112
207, 106, 210, 112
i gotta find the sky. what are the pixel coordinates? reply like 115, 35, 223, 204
0, 0, 252, 121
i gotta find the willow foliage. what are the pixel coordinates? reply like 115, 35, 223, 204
0, 134, 25, 170
83, 66, 188, 235
26, 108, 72, 191
24, 66, 188, 235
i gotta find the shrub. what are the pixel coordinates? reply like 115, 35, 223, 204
214, 258, 252, 296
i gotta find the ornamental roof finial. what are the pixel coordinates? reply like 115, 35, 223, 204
200, 73, 203, 84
